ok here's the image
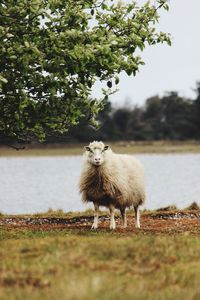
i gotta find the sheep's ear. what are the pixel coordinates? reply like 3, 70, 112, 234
84, 146, 91, 152
104, 145, 109, 151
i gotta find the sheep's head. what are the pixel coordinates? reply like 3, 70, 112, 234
84, 141, 110, 166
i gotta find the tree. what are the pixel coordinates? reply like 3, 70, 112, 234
142, 92, 196, 140
193, 82, 200, 138
142, 95, 163, 139
112, 108, 132, 139
127, 106, 144, 140
160, 92, 195, 140
0, 0, 171, 144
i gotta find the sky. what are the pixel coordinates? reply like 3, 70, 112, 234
94, 0, 200, 106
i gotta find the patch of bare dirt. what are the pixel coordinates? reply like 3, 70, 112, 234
0, 211, 200, 234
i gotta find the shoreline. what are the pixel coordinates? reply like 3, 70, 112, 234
1, 208, 200, 235
1, 141, 200, 156
0, 202, 199, 218
0, 210, 200, 236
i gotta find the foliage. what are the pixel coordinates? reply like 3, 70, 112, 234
0, 0, 170, 143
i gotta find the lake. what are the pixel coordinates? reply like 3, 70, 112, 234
0, 154, 200, 214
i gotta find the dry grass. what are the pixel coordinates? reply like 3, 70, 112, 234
0, 210, 200, 300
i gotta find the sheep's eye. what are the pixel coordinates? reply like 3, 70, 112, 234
87, 148, 94, 154
85, 146, 92, 152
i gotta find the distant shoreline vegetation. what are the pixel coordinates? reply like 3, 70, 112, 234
66, 84, 200, 143
1, 140, 200, 156
1, 83, 200, 148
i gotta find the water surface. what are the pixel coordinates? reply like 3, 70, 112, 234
0, 154, 200, 214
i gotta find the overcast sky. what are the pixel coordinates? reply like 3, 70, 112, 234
94, 0, 200, 106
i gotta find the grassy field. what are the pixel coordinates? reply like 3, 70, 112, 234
1, 209, 200, 300
1, 141, 200, 156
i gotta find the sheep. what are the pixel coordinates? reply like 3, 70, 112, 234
79, 141, 145, 230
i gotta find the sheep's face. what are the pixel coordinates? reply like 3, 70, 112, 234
84, 141, 109, 166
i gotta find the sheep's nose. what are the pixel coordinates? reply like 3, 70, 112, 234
95, 158, 100, 162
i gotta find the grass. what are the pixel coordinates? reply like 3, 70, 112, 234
0, 207, 200, 300
1, 229, 200, 300
1, 140, 200, 156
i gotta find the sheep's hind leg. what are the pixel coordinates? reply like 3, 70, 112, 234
109, 205, 116, 230
91, 203, 99, 229
120, 207, 127, 228
134, 206, 140, 229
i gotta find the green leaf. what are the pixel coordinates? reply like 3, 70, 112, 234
101, 3, 108, 10
0, 75, 8, 83
24, 41, 30, 48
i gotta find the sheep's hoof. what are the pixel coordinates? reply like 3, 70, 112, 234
109, 225, 116, 230
91, 224, 98, 230
135, 224, 140, 229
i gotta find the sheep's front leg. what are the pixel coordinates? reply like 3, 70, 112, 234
120, 207, 127, 228
91, 203, 99, 229
109, 204, 116, 230
134, 206, 140, 228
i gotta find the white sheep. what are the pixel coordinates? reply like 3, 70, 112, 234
79, 141, 145, 229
